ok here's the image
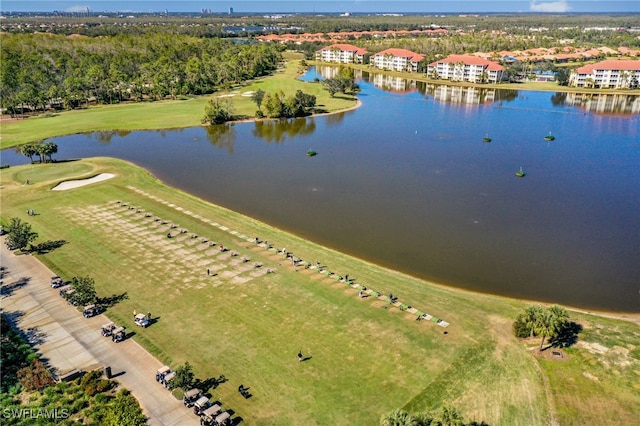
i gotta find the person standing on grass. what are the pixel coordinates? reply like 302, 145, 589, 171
298, 351, 303, 362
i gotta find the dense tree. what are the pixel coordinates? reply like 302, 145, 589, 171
262, 91, 287, 118
287, 90, 317, 117
251, 89, 266, 108
1, 33, 281, 114
169, 362, 195, 390
202, 98, 234, 125
1, 315, 39, 392
5, 217, 38, 251
321, 66, 359, 97
100, 389, 147, 426
68, 276, 98, 306
554, 67, 571, 86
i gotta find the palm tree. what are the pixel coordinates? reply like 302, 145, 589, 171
35, 143, 47, 163
548, 304, 569, 331
436, 405, 464, 426
524, 305, 543, 338
20, 144, 38, 163
535, 310, 552, 351
42, 142, 58, 162
380, 409, 418, 426
535, 305, 569, 351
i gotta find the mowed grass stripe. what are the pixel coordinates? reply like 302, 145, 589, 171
127, 185, 448, 325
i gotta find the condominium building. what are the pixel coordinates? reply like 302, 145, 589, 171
569, 60, 640, 89
370, 48, 425, 73
315, 44, 368, 64
427, 54, 505, 83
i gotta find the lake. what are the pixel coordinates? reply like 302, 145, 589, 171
3, 67, 639, 312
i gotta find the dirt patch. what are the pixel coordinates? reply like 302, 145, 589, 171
531, 347, 569, 362
577, 341, 609, 355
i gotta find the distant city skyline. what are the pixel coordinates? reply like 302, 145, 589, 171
2, 1, 639, 14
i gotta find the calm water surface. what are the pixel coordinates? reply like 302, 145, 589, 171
4, 68, 639, 312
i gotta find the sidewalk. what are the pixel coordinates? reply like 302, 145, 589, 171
0, 238, 199, 426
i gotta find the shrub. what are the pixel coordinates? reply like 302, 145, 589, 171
512, 316, 532, 338
16, 358, 55, 391
94, 392, 111, 404
70, 396, 89, 412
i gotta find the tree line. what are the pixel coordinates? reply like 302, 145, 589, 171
4, 14, 638, 41
1, 33, 283, 116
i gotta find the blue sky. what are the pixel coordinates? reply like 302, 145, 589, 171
1, 1, 638, 13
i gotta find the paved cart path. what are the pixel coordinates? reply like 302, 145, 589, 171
0, 237, 199, 426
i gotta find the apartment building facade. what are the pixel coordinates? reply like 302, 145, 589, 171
370, 48, 425, 73
427, 54, 505, 83
315, 44, 368, 64
569, 60, 640, 89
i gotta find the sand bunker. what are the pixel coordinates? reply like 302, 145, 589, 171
52, 173, 115, 191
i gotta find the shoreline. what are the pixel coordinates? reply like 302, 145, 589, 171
311, 61, 640, 96
3, 58, 636, 149
27, 158, 640, 324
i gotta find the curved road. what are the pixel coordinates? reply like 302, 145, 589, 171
0, 237, 199, 426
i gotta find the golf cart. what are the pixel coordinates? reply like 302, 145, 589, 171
162, 371, 175, 389
101, 322, 115, 337
156, 366, 171, 383
134, 313, 150, 328
183, 388, 202, 407
192, 396, 211, 416
111, 326, 126, 343
62, 288, 77, 305
200, 404, 222, 425
58, 285, 71, 298
213, 411, 231, 426
83, 304, 99, 318
50, 276, 65, 288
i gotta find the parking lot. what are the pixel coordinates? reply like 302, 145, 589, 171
1, 237, 199, 426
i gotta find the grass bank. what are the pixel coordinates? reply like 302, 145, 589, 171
0, 52, 357, 150
2, 158, 639, 425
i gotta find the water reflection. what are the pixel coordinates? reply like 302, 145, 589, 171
310, 65, 638, 114
369, 73, 418, 93
205, 124, 237, 154
425, 84, 518, 105
95, 130, 132, 143
563, 93, 640, 115
252, 118, 316, 143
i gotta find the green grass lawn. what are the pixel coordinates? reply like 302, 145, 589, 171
0, 53, 357, 150
2, 158, 639, 425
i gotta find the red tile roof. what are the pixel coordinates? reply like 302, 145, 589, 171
317, 44, 368, 55
372, 48, 425, 62
575, 59, 640, 73
429, 54, 504, 71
